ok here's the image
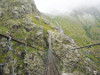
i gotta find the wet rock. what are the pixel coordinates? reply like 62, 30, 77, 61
0, 0, 99, 75
34, 16, 40, 21
44, 19, 51, 25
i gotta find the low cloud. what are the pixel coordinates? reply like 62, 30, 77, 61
34, 0, 100, 14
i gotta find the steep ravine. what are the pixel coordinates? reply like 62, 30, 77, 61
0, 0, 99, 75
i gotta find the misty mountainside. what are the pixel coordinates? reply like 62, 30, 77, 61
0, 0, 100, 75
51, 6, 100, 45
46, 5, 100, 70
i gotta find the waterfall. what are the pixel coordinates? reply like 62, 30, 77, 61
55, 20, 75, 43
55, 21, 64, 34
55, 21, 76, 74
48, 31, 52, 57
45, 31, 60, 75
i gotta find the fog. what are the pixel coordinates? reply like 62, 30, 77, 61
34, 0, 100, 14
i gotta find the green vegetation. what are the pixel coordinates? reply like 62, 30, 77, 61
46, 14, 100, 71
0, 0, 100, 73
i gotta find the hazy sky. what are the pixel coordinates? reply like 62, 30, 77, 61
34, 0, 100, 14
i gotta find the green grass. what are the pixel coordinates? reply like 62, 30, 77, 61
47, 14, 100, 71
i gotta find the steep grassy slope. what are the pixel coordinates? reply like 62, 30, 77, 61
0, 0, 100, 74
47, 14, 100, 45
46, 12, 100, 68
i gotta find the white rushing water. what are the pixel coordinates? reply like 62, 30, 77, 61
48, 31, 53, 58
55, 20, 75, 43
55, 21, 64, 34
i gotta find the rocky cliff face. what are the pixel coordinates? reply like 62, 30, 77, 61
0, 0, 38, 18
0, 0, 99, 75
